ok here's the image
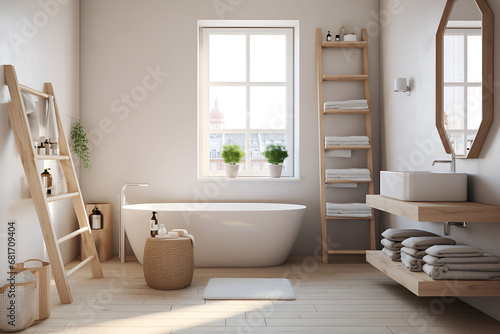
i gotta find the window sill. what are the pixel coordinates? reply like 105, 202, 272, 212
197, 177, 301, 182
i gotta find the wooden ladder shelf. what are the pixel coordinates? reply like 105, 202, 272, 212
5, 65, 103, 304
316, 28, 376, 264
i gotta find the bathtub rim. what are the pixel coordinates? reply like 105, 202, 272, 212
122, 202, 307, 212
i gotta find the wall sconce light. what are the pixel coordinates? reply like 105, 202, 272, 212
394, 77, 411, 96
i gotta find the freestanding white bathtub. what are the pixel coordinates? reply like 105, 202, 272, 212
122, 203, 306, 267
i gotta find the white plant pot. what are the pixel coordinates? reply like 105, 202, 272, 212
225, 164, 240, 178
268, 164, 283, 178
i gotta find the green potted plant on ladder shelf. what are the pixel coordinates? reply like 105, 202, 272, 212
221, 144, 245, 178
263, 143, 288, 178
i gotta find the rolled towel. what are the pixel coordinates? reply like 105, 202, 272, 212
382, 247, 401, 261
423, 264, 500, 280
401, 236, 456, 250
381, 238, 403, 251
423, 254, 500, 266
425, 245, 484, 258
401, 251, 424, 272
401, 247, 426, 259
381, 228, 438, 242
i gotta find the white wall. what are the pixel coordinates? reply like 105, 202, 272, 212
80, 0, 381, 255
0, 0, 81, 271
380, 0, 500, 321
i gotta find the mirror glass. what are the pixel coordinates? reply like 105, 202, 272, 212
443, 0, 482, 157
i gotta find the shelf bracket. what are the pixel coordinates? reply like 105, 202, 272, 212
444, 222, 467, 236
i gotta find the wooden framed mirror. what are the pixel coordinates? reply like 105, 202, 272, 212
436, 0, 493, 158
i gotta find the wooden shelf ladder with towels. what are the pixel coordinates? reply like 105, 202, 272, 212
316, 29, 376, 264
4, 65, 103, 304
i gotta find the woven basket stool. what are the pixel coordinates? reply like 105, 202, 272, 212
143, 237, 194, 290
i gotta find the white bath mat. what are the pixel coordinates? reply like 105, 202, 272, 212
203, 278, 296, 300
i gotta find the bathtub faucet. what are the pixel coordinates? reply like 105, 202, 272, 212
120, 183, 151, 263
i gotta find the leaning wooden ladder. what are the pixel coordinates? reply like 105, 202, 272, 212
316, 28, 376, 264
5, 65, 103, 304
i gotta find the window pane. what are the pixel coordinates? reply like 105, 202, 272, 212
250, 86, 287, 129
467, 87, 482, 130
250, 35, 287, 82
444, 86, 464, 130
209, 133, 246, 171
249, 133, 287, 172
444, 35, 464, 83
448, 133, 465, 156
209, 35, 246, 82
467, 35, 482, 83
209, 86, 246, 129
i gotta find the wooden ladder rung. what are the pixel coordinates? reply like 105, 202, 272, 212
322, 41, 367, 49
323, 74, 368, 82
324, 109, 370, 115
328, 250, 366, 255
66, 255, 95, 278
58, 227, 89, 245
37, 155, 70, 160
325, 145, 371, 150
47, 192, 80, 202
19, 84, 50, 98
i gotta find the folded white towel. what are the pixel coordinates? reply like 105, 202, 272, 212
401, 252, 424, 272
325, 136, 369, 143
425, 245, 484, 258
324, 100, 368, 109
423, 254, 500, 266
22, 92, 40, 143
326, 168, 370, 175
326, 177, 372, 182
46, 95, 59, 143
325, 105, 369, 110
381, 238, 403, 251
327, 210, 372, 215
327, 212, 372, 217
423, 264, 500, 280
326, 202, 371, 210
382, 247, 401, 261
381, 229, 438, 242
401, 236, 456, 250
326, 142, 370, 146
401, 247, 426, 259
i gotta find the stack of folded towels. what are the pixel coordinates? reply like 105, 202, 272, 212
400, 236, 456, 272
423, 245, 500, 280
326, 203, 372, 217
324, 99, 369, 110
325, 168, 371, 182
380, 229, 438, 262
325, 136, 370, 146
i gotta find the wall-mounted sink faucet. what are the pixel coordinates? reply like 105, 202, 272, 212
432, 153, 456, 173
444, 221, 467, 236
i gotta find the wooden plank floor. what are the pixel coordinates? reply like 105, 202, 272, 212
20, 256, 500, 333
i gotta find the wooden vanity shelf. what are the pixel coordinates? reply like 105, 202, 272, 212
366, 195, 500, 297
366, 195, 500, 223
367, 251, 500, 297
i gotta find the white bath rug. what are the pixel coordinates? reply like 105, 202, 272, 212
203, 278, 296, 300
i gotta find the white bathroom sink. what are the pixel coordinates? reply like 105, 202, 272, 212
380, 171, 467, 202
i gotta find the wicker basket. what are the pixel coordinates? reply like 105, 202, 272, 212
0, 279, 36, 332
143, 237, 194, 290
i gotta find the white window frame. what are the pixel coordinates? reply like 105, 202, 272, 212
444, 26, 482, 156
197, 20, 300, 179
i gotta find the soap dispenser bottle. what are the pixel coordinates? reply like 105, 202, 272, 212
41, 168, 52, 194
150, 211, 159, 237
339, 24, 345, 41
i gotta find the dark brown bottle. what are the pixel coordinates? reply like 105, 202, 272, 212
150, 211, 158, 237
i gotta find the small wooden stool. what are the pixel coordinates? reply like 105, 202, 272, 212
143, 237, 194, 290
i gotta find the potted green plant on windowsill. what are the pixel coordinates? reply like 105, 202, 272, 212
221, 144, 245, 178
263, 144, 288, 178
